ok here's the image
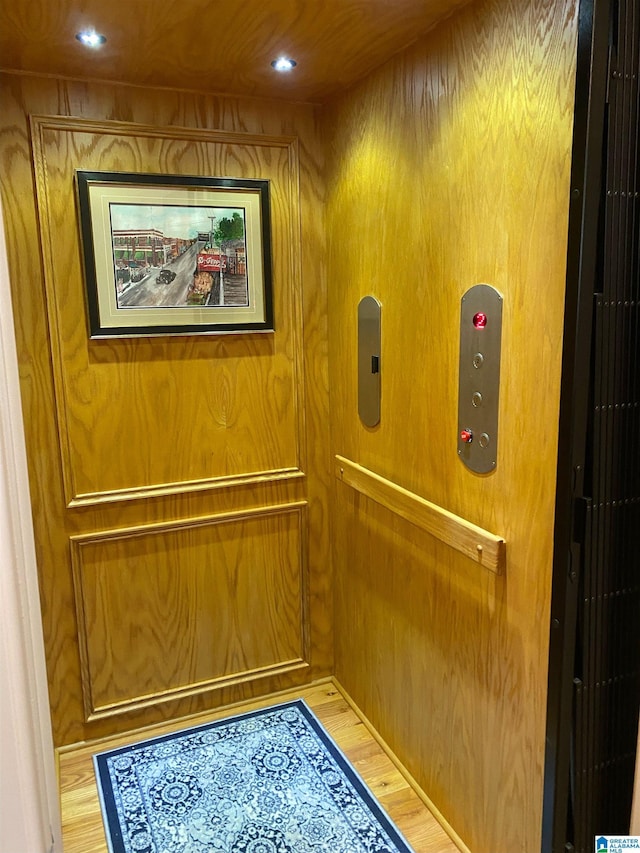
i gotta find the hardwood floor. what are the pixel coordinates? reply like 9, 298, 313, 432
58, 679, 464, 853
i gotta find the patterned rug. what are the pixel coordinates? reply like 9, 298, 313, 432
94, 699, 415, 853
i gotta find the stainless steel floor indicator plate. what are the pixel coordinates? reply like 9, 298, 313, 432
458, 284, 503, 473
358, 296, 381, 427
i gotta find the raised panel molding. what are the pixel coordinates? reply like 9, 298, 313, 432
68, 467, 306, 507
70, 502, 309, 720
30, 115, 306, 506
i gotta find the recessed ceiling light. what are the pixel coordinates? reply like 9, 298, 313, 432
76, 30, 106, 48
271, 57, 297, 72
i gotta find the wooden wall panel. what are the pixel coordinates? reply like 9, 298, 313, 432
322, 0, 578, 847
72, 504, 308, 718
32, 117, 302, 503
0, 74, 331, 746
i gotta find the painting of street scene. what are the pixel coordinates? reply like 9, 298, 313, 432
110, 203, 248, 309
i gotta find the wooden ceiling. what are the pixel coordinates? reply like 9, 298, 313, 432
0, 0, 472, 103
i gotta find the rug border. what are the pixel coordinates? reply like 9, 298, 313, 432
93, 697, 415, 853
293, 700, 415, 852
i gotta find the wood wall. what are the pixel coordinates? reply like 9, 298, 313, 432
0, 75, 331, 746
322, 0, 578, 847
0, 0, 582, 840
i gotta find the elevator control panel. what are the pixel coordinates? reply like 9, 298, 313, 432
458, 284, 503, 473
358, 295, 381, 427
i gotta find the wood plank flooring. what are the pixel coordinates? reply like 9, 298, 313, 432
58, 680, 463, 853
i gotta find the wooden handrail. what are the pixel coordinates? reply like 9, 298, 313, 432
335, 455, 506, 574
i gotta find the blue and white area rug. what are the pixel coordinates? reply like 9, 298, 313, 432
94, 699, 415, 853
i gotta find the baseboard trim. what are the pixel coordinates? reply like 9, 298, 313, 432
56, 676, 336, 757
331, 677, 472, 853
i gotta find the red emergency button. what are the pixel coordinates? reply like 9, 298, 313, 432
460, 429, 473, 443
473, 312, 488, 329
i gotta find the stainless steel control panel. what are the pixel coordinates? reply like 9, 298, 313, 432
458, 284, 503, 473
358, 296, 381, 427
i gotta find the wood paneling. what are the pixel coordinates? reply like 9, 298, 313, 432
71, 504, 308, 718
0, 0, 474, 103
58, 681, 465, 853
0, 0, 581, 844
323, 0, 578, 847
31, 116, 303, 504
0, 74, 331, 746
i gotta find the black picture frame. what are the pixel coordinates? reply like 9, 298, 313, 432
76, 170, 274, 338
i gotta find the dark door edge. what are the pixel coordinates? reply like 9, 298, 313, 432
541, 0, 612, 849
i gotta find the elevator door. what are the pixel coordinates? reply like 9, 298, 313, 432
546, 0, 640, 847
571, 0, 640, 843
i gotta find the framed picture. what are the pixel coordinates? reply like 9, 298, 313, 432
76, 170, 274, 338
